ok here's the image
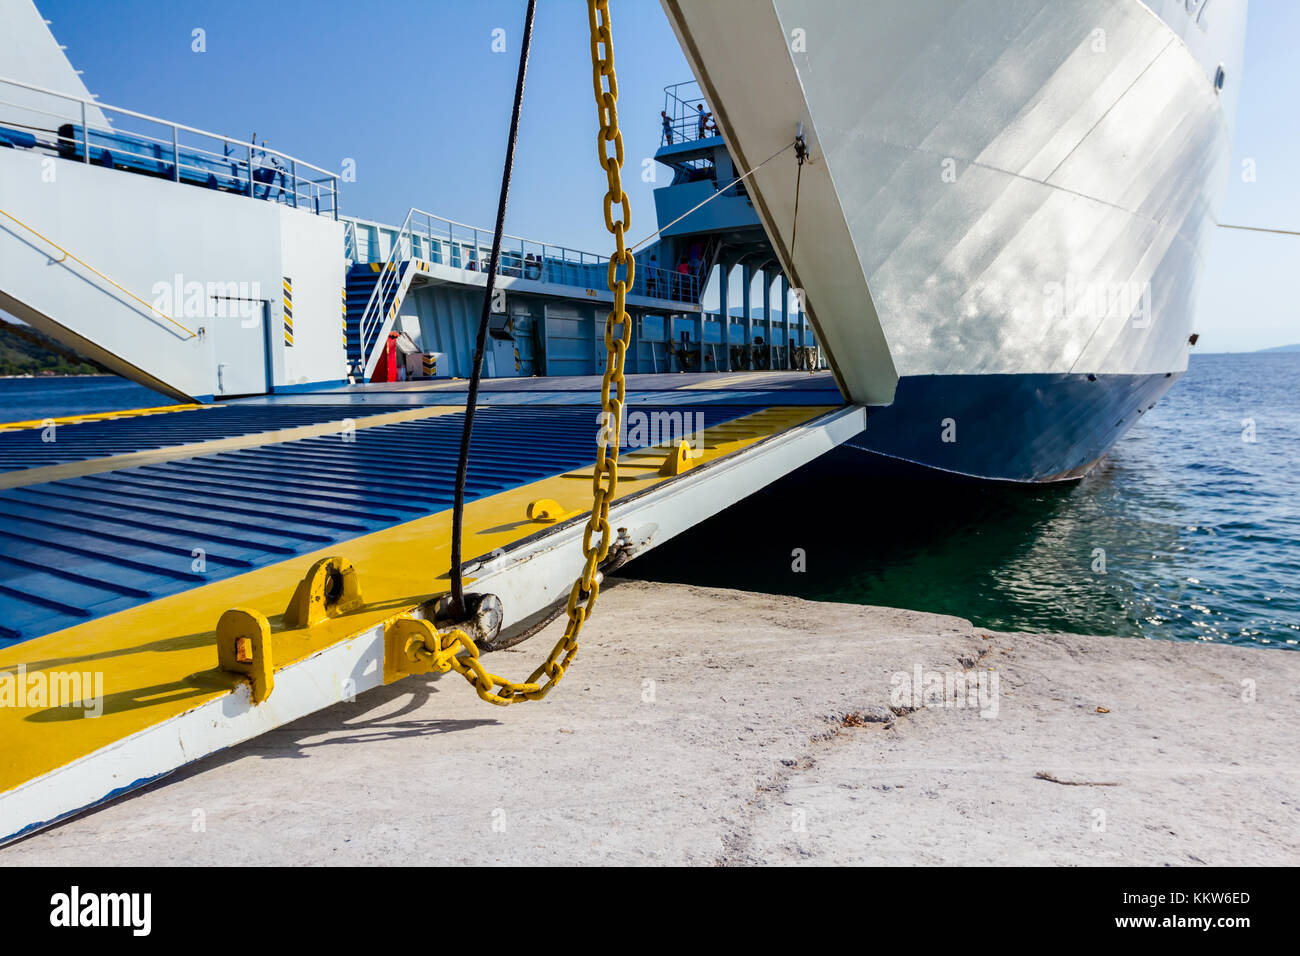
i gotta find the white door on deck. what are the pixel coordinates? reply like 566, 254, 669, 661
211, 302, 270, 397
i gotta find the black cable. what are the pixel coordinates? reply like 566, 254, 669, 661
790, 133, 807, 262
448, 0, 537, 620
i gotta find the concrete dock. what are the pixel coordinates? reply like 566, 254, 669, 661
5, 580, 1296, 865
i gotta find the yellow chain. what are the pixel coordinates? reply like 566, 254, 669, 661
405, 626, 543, 707
407, 0, 630, 706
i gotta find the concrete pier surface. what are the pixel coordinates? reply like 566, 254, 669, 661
5, 581, 1297, 865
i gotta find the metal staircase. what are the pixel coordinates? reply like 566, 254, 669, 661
343, 208, 436, 379
344, 261, 408, 377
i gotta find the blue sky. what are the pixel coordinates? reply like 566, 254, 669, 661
36, 0, 1300, 351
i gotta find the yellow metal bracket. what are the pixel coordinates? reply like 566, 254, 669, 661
283, 556, 364, 629
526, 498, 575, 523
384, 616, 451, 684
216, 608, 274, 703
382, 613, 542, 706
658, 440, 697, 476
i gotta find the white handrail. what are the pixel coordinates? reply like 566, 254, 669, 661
355, 208, 416, 371
348, 205, 703, 370
343, 211, 608, 265
0, 74, 339, 181
418, 211, 582, 254
0, 207, 195, 338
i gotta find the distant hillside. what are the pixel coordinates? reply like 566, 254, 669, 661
0, 321, 103, 376
1256, 344, 1300, 353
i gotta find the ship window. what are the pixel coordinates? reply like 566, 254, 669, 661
1214, 64, 1226, 92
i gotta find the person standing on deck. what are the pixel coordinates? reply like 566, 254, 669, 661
661, 111, 673, 145
250, 138, 287, 202
696, 104, 708, 140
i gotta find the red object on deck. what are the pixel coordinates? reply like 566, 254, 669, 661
370, 332, 399, 383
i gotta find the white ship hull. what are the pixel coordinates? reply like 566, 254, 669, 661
663, 0, 1246, 480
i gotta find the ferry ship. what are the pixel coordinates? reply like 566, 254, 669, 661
0, 0, 1248, 838
659, 0, 1248, 481
2, 1, 1247, 483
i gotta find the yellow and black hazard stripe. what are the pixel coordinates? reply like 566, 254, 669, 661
341, 286, 348, 347
422, 353, 437, 377
282, 276, 293, 346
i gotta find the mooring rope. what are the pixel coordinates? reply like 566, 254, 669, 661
789, 129, 808, 263
447, 0, 537, 619
626, 138, 797, 254
1216, 222, 1300, 237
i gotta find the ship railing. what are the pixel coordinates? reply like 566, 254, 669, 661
344, 219, 357, 261
659, 115, 720, 147
347, 210, 700, 325
659, 79, 718, 147
0, 75, 340, 218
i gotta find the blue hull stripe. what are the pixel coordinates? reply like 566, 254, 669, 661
846, 371, 1182, 483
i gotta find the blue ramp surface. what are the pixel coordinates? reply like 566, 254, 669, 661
0, 404, 753, 642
